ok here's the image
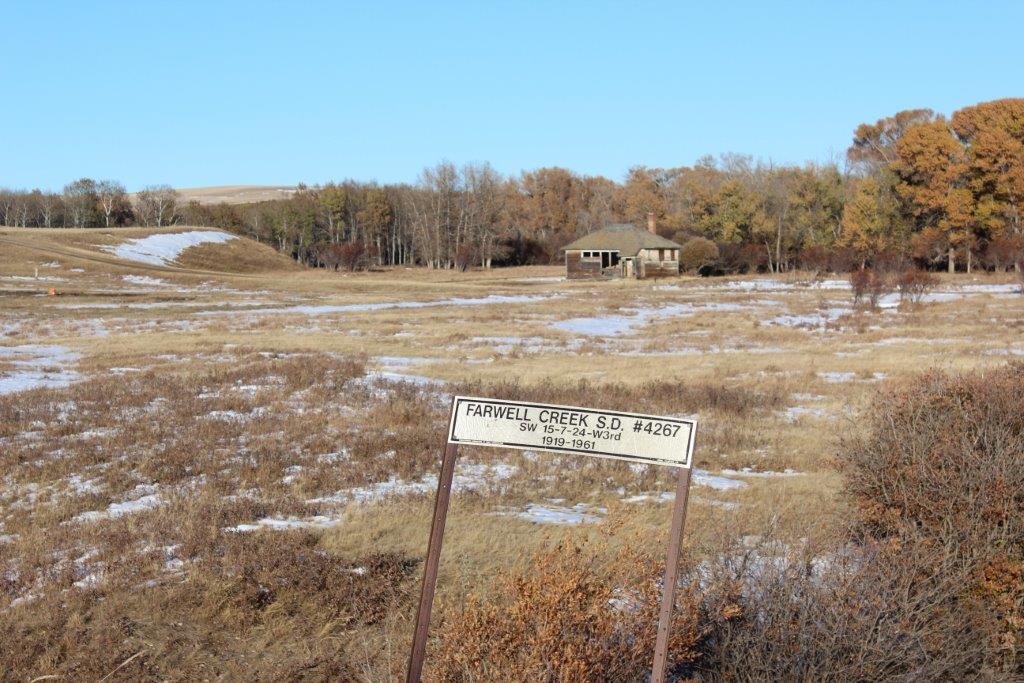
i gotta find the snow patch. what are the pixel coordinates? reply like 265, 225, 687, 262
104, 231, 236, 266
0, 344, 81, 395
495, 502, 605, 525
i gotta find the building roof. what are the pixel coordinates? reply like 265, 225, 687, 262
562, 224, 682, 256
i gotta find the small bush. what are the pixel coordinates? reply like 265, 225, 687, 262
895, 267, 939, 305
679, 237, 719, 273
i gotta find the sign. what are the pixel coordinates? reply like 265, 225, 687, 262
407, 396, 699, 683
448, 395, 695, 468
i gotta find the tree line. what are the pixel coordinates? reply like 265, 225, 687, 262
0, 179, 181, 230
3, 98, 1020, 273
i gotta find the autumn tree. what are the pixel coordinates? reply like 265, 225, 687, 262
515, 167, 590, 253
356, 187, 392, 265
318, 183, 348, 243
698, 179, 768, 246
848, 109, 936, 172
618, 166, 671, 231
892, 119, 973, 272
952, 98, 1024, 270
841, 174, 906, 263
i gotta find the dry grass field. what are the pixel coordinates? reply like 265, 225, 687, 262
141, 185, 300, 206
1, 226, 1022, 679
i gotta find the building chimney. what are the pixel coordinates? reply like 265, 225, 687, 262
646, 212, 657, 234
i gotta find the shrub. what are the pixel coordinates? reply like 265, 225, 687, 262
339, 241, 369, 271
828, 246, 859, 273
430, 538, 740, 682
870, 250, 909, 276
702, 539, 993, 680
895, 267, 939, 305
679, 237, 719, 273
798, 245, 831, 275
983, 236, 1024, 272
849, 268, 890, 308
455, 243, 474, 272
841, 364, 1024, 672
719, 243, 767, 273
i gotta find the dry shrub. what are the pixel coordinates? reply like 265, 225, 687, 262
895, 267, 939, 305
429, 537, 740, 682
849, 268, 890, 308
679, 237, 720, 273
702, 538, 993, 680
841, 364, 1024, 673
0, 531, 419, 680
454, 378, 786, 418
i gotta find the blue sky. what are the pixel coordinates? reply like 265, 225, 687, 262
2, 1, 1021, 191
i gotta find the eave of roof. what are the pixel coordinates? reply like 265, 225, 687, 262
562, 224, 683, 255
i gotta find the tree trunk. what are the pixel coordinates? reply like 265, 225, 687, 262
948, 247, 956, 274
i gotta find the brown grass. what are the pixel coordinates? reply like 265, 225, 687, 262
3, 227, 1024, 678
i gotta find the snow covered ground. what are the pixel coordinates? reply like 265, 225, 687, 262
103, 231, 236, 266
0, 344, 80, 395
551, 302, 753, 337
199, 293, 559, 317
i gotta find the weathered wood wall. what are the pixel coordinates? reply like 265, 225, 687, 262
565, 251, 606, 279
639, 260, 679, 279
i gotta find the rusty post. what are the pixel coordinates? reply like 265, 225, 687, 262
406, 439, 460, 683
650, 464, 694, 683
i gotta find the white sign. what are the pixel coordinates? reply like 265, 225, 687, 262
448, 396, 695, 468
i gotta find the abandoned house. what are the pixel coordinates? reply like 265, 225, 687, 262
562, 214, 682, 279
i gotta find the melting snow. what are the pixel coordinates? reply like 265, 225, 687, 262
73, 484, 162, 523
552, 302, 748, 337
768, 308, 848, 329
495, 502, 605, 525
202, 293, 557, 317
692, 469, 748, 490
721, 468, 804, 478
0, 344, 81, 395
104, 230, 236, 266
227, 516, 340, 532
308, 461, 517, 505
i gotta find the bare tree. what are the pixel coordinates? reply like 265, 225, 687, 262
462, 162, 506, 268
135, 185, 179, 227
63, 178, 98, 228
96, 180, 127, 227
0, 190, 14, 226
38, 192, 60, 228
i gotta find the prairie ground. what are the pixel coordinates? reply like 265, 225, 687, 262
1, 227, 1022, 679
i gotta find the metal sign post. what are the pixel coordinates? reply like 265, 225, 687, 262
406, 396, 697, 683
406, 441, 459, 683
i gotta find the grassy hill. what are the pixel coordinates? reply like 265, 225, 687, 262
0, 226, 299, 277
172, 185, 298, 205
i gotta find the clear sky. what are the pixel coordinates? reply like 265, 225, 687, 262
2, 1, 1022, 191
